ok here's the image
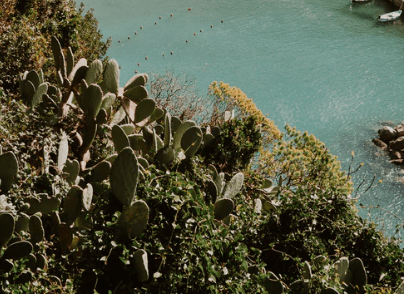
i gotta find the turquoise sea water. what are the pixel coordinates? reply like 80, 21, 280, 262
81, 0, 404, 235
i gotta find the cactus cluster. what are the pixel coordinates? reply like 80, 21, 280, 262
205, 165, 245, 222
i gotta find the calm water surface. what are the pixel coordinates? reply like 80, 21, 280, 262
81, 0, 404, 235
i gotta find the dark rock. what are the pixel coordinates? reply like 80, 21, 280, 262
389, 136, 404, 151
390, 159, 404, 165
396, 125, 404, 137
379, 126, 396, 142
372, 139, 387, 149
390, 151, 402, 160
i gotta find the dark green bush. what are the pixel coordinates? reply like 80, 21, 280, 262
199, 115, 262, 173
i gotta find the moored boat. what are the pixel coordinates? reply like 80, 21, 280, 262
377, 9, 402, 22
351, 0, 372, 3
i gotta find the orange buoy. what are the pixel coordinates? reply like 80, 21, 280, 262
188, 7, 191, 11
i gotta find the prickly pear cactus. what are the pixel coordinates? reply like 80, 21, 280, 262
82, 183, 93, 211
63, 159, 80, 185
110, 147, 139, 206
124, 85, 148, 104
3, 240, 33, 260
134, 98, 156, 124
86, 59, 103, 84
214, 198, 234, 221
112, 125, 130, 153
57, 131, 69, 171
0, 151, 19, 193
133, 249, 149, 282
124, 73, 148, 90
118, 200, 149, 239
181, 126, 203, 158
335, 256, 349, 281
63, 186, 83, 225
90, 160, 111, 182
344, 257, 367, 293
25, 193, 61, 215
15, 213, 30, 234
0, 212, 15, 248
104, 59, 120, 94
223, 172, 244, 199
84, 84, 103, 119
29, 214, 45, 244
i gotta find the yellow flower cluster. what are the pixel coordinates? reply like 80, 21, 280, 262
208, 81, 282, 146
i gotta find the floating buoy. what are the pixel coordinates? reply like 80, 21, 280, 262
135, 71, 138, 73
211, 25, 213, 28
159, 16, 161, 19
170, 51, 173, 55
119, 66, 122, 69
200, 29, 203, 32
170, 14, 173, 17
137, 63, 140, 66
140, 26, 143, 29
155, 22, 157, 25
135, 31, 137, 35
188, 7, 191, 11
221, 20, 223, 23
128, 36, 130, 39
186, 40, 188, 43
194, 33, 196, 35
163, 54, 165, 57
118, 40, 121, 43
145, 56, 148, 60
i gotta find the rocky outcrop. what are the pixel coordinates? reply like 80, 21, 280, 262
373, 124, 404, 165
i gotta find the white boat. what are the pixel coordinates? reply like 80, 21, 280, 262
377, 9, 402, 22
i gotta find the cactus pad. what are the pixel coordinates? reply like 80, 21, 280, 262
119, 200, 149, 239
3, 240, 33, 260
86, 59, 103, 85
223, 172, 244, 199
104, 59, 120, 94
0, 213, 15, 248
112, 125, 130, 153
133, 249, 149, 282
84, 84, 103, 119
29, 214, 45, 244
181, 126, 203, 158
26, 193, 61, 215
110, 147, 139, 206
63, 186, 83, 225
82, 183, 93, 211
214, 198, 234, 221
0, 151, 19, 193
123, 85, 148, 104
124, 73, 148, 90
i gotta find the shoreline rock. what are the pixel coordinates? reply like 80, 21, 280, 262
373, 124, 404, 165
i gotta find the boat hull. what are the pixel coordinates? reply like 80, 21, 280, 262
377, 10, 402, 22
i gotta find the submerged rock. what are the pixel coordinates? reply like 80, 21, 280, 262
372, 138, 387, 150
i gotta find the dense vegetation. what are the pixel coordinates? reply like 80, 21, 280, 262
0, 0, 110, 92
1, 1, 404, 293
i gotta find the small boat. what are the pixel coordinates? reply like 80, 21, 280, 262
351, 0, 372, 3
377, 9, 402, 22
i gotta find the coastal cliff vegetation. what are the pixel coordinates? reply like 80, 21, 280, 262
1, 1, 404, 293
